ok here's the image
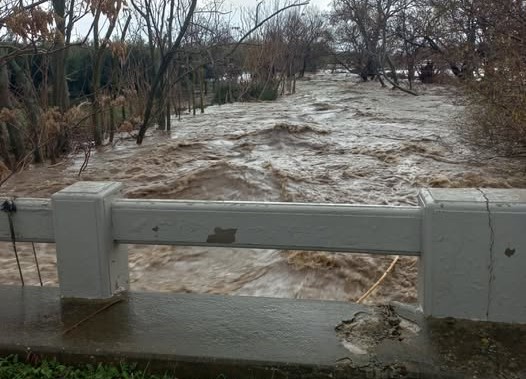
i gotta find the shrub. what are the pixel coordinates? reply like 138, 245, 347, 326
0, 356, 173, 379
458, 0, 526, 156
213, 80, 279, 104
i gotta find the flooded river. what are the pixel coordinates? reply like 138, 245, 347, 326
1, 71, 525, 304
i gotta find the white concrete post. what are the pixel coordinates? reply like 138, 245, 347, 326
419, 188, 526, 323
52, 182, 128, 299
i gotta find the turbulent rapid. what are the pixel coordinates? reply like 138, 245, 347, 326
1, 71, 525, 304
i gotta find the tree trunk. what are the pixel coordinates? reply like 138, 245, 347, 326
192, 70, 196, 116
199, 67, 205, 113
109, 107, 115, 143
0, 124, 13, 169
385, 55, 399, 86
166, 101, 171, 131
186, 73, 192, 111
91, 10, 103, 146
91, 1, 121, 146
52, 0, 70, 111
178, 86, 182, 120
10, 58, 43, 162
300, 53, 307, 78
136, 0, 198, 144
157, 105, 166, 130
0, 53, 24, 166
91, 59, 103, 145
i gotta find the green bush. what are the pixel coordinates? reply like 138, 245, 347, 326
213, 80, 279, 104
0, 356, 173, 379
246, 82, 279, 101
212, 82, 242, 104
460, 74, 526, 156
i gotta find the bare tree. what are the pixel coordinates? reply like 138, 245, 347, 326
135, 0, 309, 144
90, 0, 124, 145
332, 0, 417, 94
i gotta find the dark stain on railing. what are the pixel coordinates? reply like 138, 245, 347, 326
207, 227, 237, 244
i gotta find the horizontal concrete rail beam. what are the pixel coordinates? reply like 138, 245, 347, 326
112, 199, 422, 255
0, 197, 422, 255
0, 199, 54, 243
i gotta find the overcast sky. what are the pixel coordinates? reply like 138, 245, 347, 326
218, 0, 331, 28
73, 0, 332, 40
215, 0, 332, 31
225, 0, 331, 11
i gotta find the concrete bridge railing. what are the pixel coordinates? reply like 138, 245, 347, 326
1, 181, 525, 324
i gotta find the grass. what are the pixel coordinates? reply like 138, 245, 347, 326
0, 356, 174, 379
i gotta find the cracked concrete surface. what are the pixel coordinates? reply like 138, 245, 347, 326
335, 303, 526, 379
1, 286, 526, 379
477, 188, 496, 320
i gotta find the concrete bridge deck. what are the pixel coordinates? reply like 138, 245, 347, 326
0, 285, 525, 379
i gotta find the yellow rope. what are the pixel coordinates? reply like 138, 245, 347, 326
357, 256, 400, 304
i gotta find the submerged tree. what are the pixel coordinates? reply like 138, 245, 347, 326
0, 0, 327, 172
330, 0, 526, 153
331, 0, 418, 94
134, 0, 312, 144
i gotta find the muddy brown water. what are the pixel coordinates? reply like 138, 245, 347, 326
1, 71, 525, 304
